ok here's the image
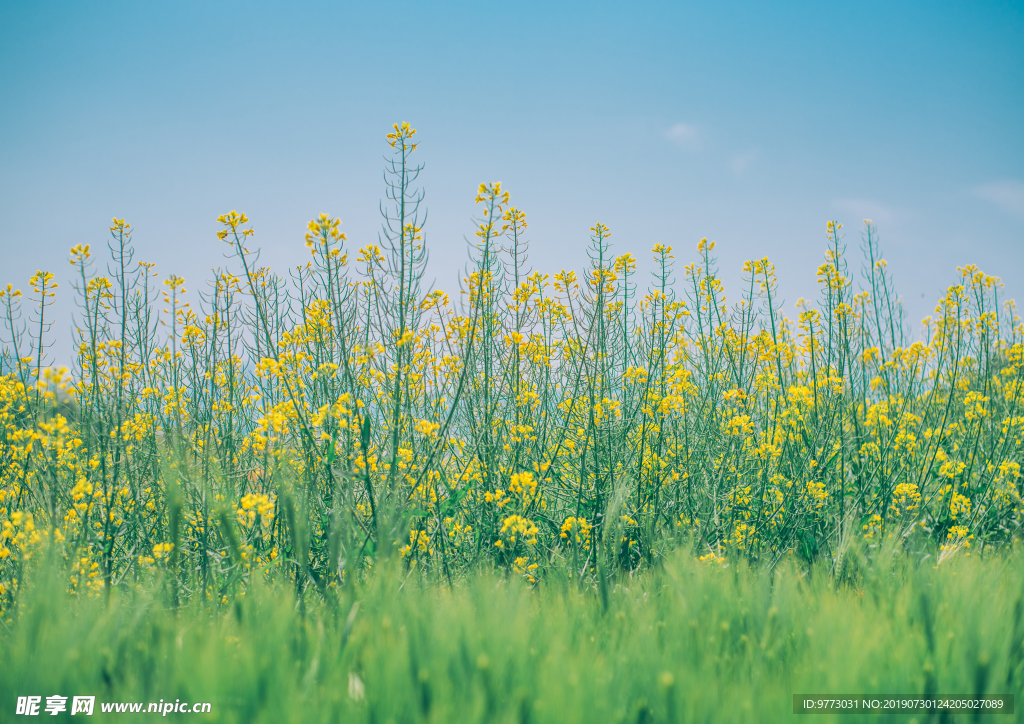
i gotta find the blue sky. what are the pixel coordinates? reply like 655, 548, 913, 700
1, 0, 1022, 362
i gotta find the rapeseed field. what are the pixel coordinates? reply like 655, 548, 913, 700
2, 123, 1022, 721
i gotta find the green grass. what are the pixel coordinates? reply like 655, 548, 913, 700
4, 546, 1023, 723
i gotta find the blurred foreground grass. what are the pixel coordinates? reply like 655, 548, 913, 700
3, 545, 1023, 723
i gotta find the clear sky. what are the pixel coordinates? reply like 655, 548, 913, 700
1, 0, 1022, 363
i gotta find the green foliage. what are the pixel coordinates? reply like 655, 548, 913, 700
3, 550, 1023, 723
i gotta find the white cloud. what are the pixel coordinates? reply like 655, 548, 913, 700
830, 198, 897, 226
666, 123, 701, 152
972, 180, 1024, 217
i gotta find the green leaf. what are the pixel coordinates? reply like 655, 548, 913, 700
326, 426, 339, 465
360, 415, 371, 451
